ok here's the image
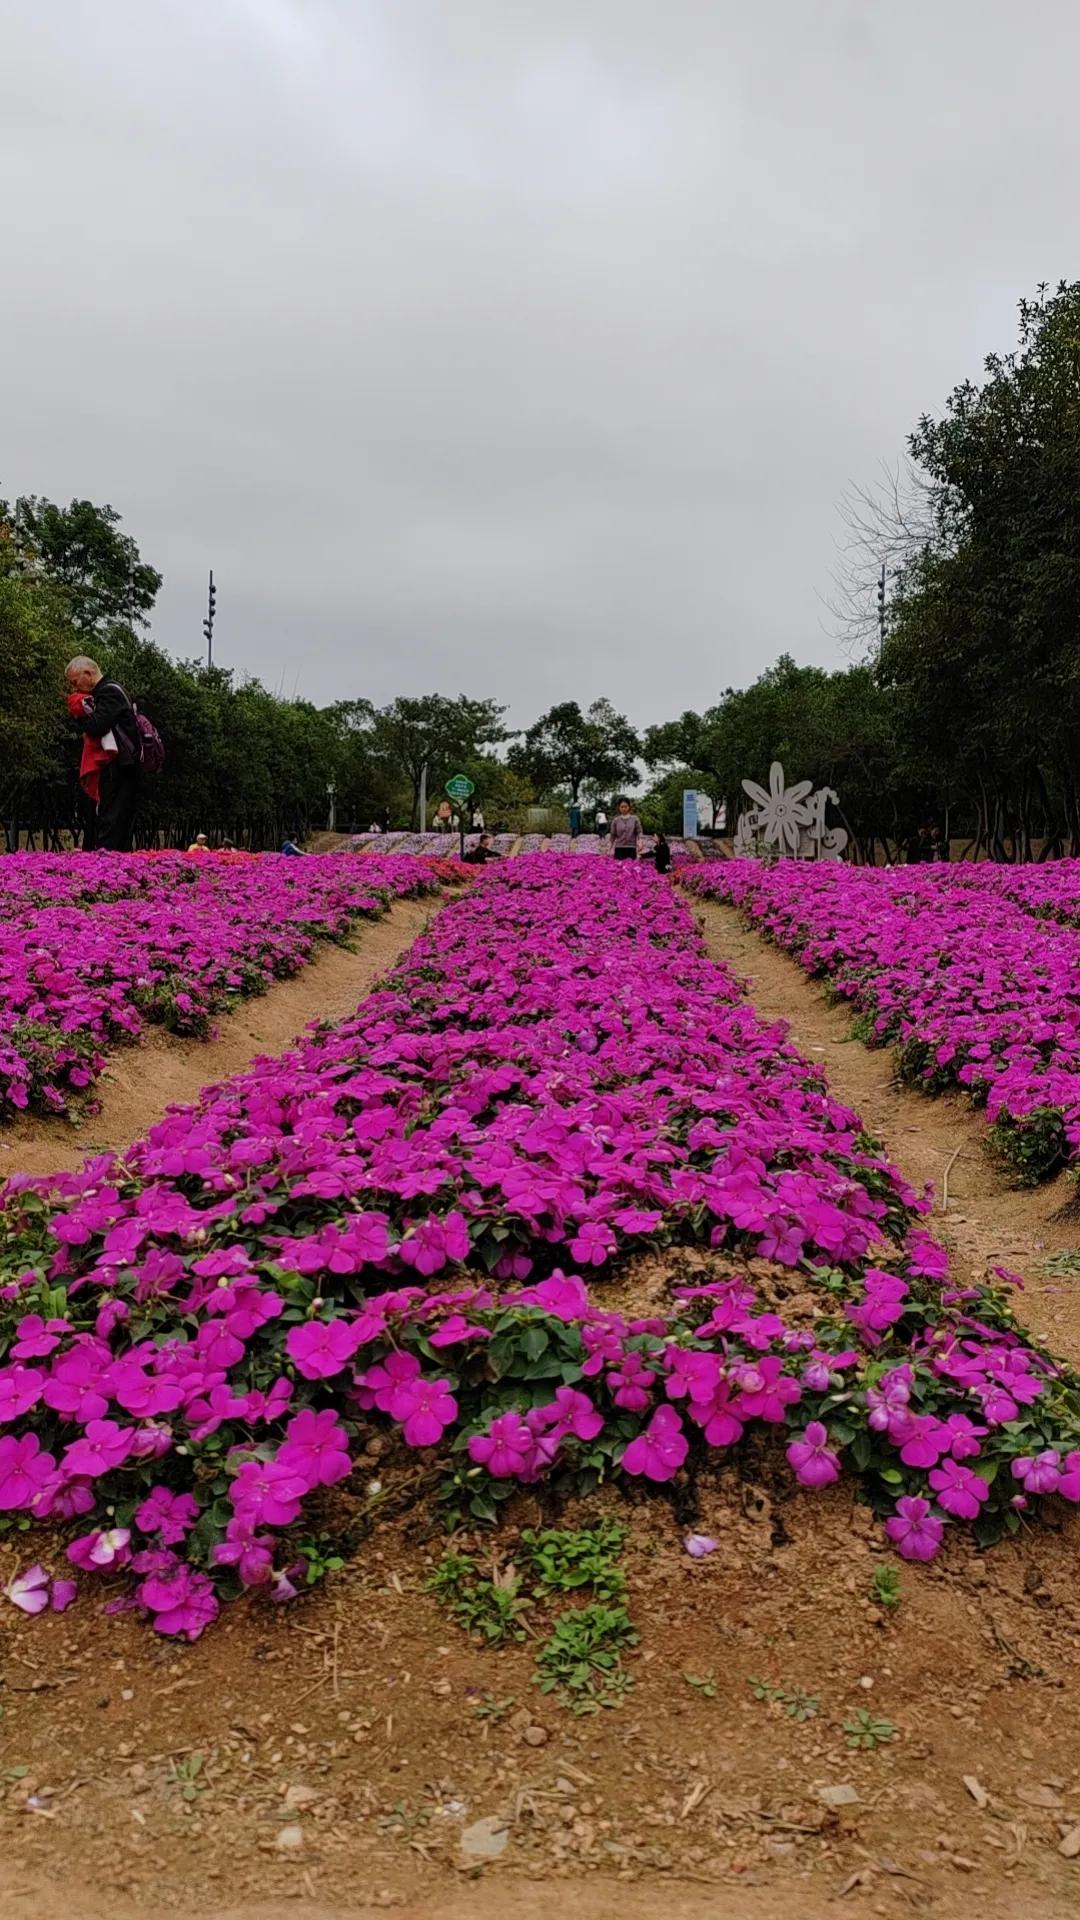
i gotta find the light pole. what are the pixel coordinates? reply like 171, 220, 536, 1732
204, 570, 217, 667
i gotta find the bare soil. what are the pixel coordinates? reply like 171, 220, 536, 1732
4, 893, 1080, 1920
0, 900, 434, 1180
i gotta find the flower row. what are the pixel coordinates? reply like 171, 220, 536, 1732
0, 852, 447, 1122
681, 860, 1080, 1183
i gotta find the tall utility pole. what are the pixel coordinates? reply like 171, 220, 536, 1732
203, 570, 217, 667
877, 562, 886, 647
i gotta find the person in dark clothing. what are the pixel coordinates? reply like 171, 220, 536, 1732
65, 657, 141, 852
653, 831, 672, 874
462, 833, 501, 865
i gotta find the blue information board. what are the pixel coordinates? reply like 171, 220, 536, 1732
682, 790, 698, 839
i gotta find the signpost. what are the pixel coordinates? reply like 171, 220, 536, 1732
682, 789, 699, 840
445, 774, 475, 861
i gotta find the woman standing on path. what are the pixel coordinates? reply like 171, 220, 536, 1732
609, 797, 642, 862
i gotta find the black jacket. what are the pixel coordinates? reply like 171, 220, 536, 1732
82, 679, 140, 764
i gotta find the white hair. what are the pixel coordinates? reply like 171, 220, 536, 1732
66, 656, 101, 678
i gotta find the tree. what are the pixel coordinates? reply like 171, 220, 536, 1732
365, 695, 511, 826
0, 496, 161, 635
508, 699, 639, 805
879, 280, 1080, 856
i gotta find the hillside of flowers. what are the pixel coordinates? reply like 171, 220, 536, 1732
683, 859, 1080, 1185
1, 855, 1078, 1638
0, 852, 446, 1122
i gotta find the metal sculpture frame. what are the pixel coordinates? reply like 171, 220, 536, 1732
733, 762, 848, 861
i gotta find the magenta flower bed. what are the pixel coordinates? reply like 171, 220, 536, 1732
1, 855, 1078, 1638
681, 859, 1080, 1184
0, 853, 444, 1121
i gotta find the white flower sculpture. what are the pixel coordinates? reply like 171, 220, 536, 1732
735, 762, 849, 861
741, 762, 814, 855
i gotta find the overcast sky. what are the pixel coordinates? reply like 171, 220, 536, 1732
3, 1, 1076, 731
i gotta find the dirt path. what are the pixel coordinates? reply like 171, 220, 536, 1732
695, 900, 1080, 1367
0, 900, 435, 1180
2, 1865, 1072, 1920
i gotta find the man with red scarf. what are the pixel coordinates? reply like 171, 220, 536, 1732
65, 657, 141, 851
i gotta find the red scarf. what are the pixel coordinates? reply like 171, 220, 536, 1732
67, 691, 114, 805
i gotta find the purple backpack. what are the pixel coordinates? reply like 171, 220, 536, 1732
133, 704, 165, 774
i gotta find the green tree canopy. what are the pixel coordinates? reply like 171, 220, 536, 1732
507, 699, 639, 805
0, 496, 161, 635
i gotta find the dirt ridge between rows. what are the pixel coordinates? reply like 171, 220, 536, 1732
0, 898, 436, 1181
695, 899, 1080, 1368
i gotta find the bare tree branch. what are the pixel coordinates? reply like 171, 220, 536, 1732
820, 458, 937, 655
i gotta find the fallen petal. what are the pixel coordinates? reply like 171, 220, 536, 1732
684, 1533, 719, 1558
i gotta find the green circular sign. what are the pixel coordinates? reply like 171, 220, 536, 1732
445, 774, 475, 802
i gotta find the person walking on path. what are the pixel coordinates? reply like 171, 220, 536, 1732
609, 797, 642, 862
653, 830, 672, 874
65, 656, 141, 852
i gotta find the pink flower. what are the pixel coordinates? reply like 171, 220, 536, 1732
0, 1363, 45, 1423
621, 1406, 688, 1483
686, 1379, 744, 1449
1057, 1450, 1080, 1502
67, 1527, 132, 1571
393, 1377, 458, 1448
569, 1220, 617, 1267
3, 1563, 50, 1614
929, 1458, 988, 1520
606, 1354, 656, 1411
135, 1487, 201, 1544
10, 1313, 68, 1360
468, 1412, 536, 1478
0, 1432, 57, 1511
285, 1318, 364, 1380
731, 1355, 801, 1423
278, 1408, 353, 1484
883, 1495, 944, 1562
140, 1563, 219, 1641
785, 1421, 841, 1489
936, 1412, 986, 1460
897, 1415, 946, 1470
51, 1577, 78, 1612
229, 1458, 309, 1527
547, 1386, 604, 1442
356, 1349, 422, 1417
41, 1346, 110, 1422
61, 1418, 136, 1479
1010, 1449, 1061, 1496
213, 1521, 274, 1588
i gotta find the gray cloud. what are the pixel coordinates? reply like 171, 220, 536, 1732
3, 0, 1077, 729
